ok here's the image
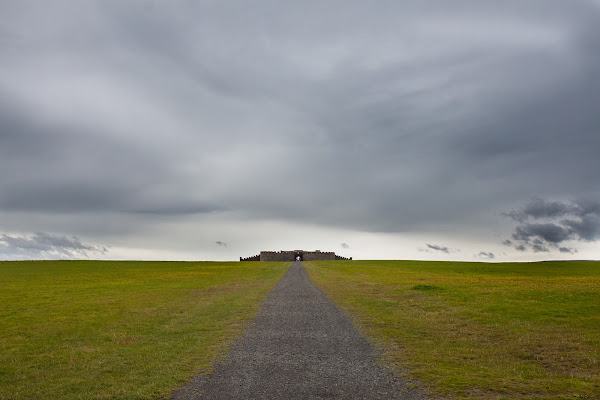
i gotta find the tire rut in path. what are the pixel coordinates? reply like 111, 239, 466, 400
172, 261, 428, 399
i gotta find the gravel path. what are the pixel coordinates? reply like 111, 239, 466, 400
171, 261, 428, 399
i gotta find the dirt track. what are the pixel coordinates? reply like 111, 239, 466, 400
171, 261, 428, 399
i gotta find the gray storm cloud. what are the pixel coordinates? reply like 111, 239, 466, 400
477, 252, 495, 260
1, 1, 599, 259
0, 232, 107, 260
504, 199, 600, 253
425, 244, 450, 254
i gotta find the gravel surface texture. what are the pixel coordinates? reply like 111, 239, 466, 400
171, 261, 429, 399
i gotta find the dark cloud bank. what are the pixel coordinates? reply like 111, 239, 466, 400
0, 1, 599, 259
477, 251, 495, 260
503, 198, 600, 253
0, 232, 107, 260
426, 244, 450, 254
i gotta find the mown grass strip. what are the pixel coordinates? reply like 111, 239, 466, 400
305, 260, 600, 400
0, 260, 290, 400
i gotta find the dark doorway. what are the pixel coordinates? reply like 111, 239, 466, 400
294, 251, 303, 261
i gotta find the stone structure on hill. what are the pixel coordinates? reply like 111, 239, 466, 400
240, 250, 351, 262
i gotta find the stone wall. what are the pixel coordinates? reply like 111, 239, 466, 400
253, 250, 344, 262
259, 251, 296, 262
240, 254, 260, 262
302, 251, 335, 261
241, 249, 352, 262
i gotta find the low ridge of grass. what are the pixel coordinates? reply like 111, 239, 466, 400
305, 260, 600, 400
0, 260, 289, 400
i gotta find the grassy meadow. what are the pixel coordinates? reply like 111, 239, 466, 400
0, 260, 290, 400
305, 260, 600, 400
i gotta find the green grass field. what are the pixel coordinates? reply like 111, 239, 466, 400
0, 260, 289, 400
305, 260, 600, 400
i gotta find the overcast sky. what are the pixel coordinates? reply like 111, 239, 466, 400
1, 0, 599, 261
